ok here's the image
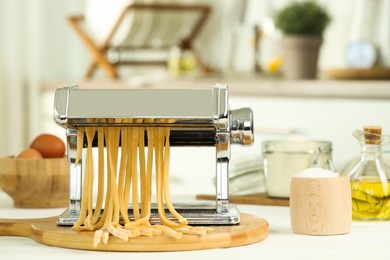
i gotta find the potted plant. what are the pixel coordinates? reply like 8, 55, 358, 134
275, 0, 331, 79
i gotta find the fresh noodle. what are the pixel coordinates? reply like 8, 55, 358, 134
72, 124, 210, 246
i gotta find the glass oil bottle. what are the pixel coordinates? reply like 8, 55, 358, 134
344, 126, 390, 220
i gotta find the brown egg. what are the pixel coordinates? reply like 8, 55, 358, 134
17, 148, 43, 159
30, 134, 66, 158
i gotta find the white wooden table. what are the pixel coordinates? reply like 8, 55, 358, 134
1, 191, 389, 260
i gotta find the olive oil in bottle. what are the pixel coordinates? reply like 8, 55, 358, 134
351, 178, 390, 220
344, 126, 390, 220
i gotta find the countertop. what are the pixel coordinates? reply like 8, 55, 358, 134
1, 191, 390, 260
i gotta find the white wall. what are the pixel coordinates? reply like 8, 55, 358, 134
0, 0, 87, 157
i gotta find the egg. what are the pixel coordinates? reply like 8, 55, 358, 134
30, 134, 66, 158
17, 148, 43, 159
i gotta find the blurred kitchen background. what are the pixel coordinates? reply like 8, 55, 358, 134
1, 0, 390, 195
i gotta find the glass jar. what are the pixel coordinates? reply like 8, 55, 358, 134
262, 141, 334, 198
343, 126, 390, 220
167, 40, 197, 77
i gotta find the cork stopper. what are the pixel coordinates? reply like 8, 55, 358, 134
363, 126, 382, 144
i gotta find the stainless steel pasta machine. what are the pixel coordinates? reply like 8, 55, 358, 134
54, 83, 254, 226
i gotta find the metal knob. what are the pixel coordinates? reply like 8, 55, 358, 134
230, 107, 254, 145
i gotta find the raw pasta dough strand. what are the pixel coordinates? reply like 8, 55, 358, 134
122, 126, 134, 224
85, 128, 96, 225
74, 127, 84, 166
128, 126, 151, 227
154, 128, 185, 228
97, 127, 116, 230
155, 128, 165, 225
138, 126, 147, 216
131, 127, 140, 220
94, 126, 122, 245
126, 126, 154, 228
90, 127, 106, 225
72, 128, 89, 231
162, 127, 188, 226
144, 127, 154, 218
139, 127, 154, 223
110, 123, 122, 225
117, 125, 129, 223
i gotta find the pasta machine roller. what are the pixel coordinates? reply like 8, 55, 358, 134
54, 83, 254, 226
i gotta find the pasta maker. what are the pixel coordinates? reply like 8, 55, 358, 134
54, 84, 254, 226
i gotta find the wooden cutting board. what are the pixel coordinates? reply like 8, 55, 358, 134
0, 213, 268, 252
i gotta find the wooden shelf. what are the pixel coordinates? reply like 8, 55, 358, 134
327, 67, 390, 80
41, 76, 390, 100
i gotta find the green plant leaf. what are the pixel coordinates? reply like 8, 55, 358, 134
275, 0, 331, 36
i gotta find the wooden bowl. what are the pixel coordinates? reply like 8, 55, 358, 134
0, 156, 69, 208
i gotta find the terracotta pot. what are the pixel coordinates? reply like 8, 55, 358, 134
281, 36, 323, 79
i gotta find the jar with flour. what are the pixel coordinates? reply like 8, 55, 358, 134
262, 141, 334, 198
